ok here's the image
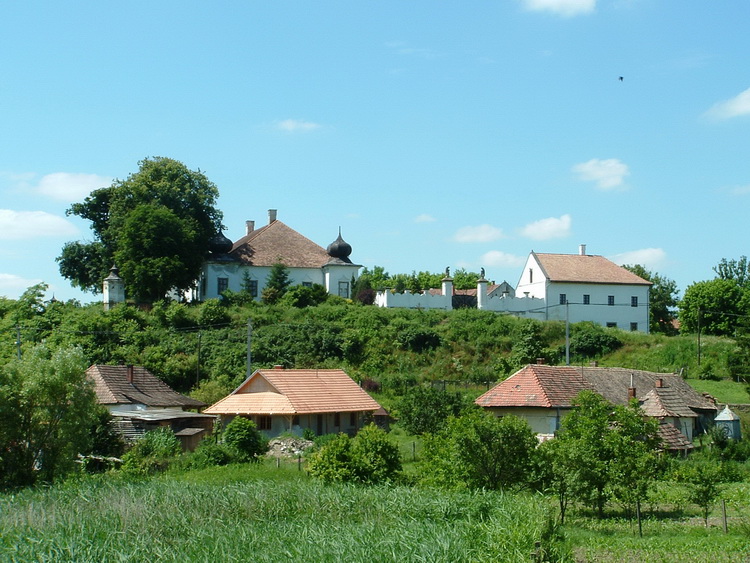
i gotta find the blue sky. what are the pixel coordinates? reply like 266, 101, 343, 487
2, 0, 749, 302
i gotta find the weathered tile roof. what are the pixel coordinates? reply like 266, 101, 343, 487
229, 220, 331, 268
475, 365, 590, 408
203, 368, 382, 415
640, 388, 699, 418
87, 365, 205, 408
656, 421, 694, 451
533, 252, 652, 285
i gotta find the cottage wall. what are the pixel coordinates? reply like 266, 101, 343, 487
486, 406, 566, 435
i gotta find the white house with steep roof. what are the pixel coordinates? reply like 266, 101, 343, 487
192, 209, 360, 302
514, 245, 651, 332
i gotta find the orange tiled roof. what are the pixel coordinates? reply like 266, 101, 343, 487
229, 221, 331, 268
475, 364, 589, 408
203, 368, 382, 415
533, 252, 651, 286
87, 365, 205, 408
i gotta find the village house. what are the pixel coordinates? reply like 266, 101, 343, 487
475, 363, 717, 451
190, 209, 360, 302
87, 364, 215, 450
203, 366, 384, 438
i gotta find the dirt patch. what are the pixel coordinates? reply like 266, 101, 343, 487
267, 436, 314, 458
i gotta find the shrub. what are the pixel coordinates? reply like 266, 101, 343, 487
396, 325, 442, 353
223, 417, 268, 462
122, 428, 182, 475
198, 299, 230, 327
395, 386, 466, 435
180, 441, 237, 470
566, 322, 623, 359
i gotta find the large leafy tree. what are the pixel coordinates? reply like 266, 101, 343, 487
679, 278, 748, 336
0, 345, 98, 488
713, 256, 750, 288
623, 264, 679, 335
57, 157, 223, 302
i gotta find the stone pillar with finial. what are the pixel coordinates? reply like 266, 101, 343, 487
103, 265, 125, 310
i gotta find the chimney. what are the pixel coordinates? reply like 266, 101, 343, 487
579, 244, 587, 256
590, 361, 598, 367
536, 358, 545, 365
245, 220, 255, 235
273, 365, 284, 370
268, 209, 277, 224
126, 365, 134, 384
656, 378, 663, 388
627, 372, 635, 400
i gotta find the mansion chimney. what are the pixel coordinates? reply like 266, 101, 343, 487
579, 244, 587, 256
268, 209, 277, 224
126, 365, 134, 384
245, 220, 255, 235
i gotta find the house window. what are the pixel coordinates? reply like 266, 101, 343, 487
631, 296, 638, 308
334, 412, 341, 427
247, 279, 258, 297
338, 281, 349, 298
292, 415, 300, 426
583, 294, 590, 305
559, 293, 567, 305
630, 322, 638, 331
608, 295, 615, 306
218, 277, 229, 294
350, 412, 357, 427
529, 268, 533, 283
257, 415, 272, 430
302, 281, 312, 288
606, 322, 617, 328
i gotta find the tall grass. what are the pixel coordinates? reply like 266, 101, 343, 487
0, 470, 565, 562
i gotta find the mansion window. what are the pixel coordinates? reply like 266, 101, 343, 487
338, 281, 350, 298
607, 295, 615, 306
606, 322, 617, 328
559, 293, 567, 305
217, 277, 229, 294
630, 322, 638, 331
302, 281, 313, 288
583, 294, 590, 305
247, 279, 258, 297
631, 296, 638, 308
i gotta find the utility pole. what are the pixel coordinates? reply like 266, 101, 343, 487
16, 325, 21, 359
697, 306, 701, 367
195, 331, 202, 384
246, 318, 253, 378
565, 300, 570, 365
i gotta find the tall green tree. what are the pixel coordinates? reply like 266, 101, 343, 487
623, 264, 679, 335
57, 157, 223, 302
261, 262, 292, 304
679, 279, 748, 336
713, 256, 750, 288
0, 345, 97, 488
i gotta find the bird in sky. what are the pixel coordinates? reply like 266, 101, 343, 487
619, 76, 624, 81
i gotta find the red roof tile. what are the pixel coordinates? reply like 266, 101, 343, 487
475, 365, 589, 408
533, 253, 651, 285
87, 365, 205, 408
229, 221, 331, 268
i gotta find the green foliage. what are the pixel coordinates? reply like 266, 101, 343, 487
279, 284, 329, 308
121, 427, 182, 475
420, 411, 538, 491
395, 386, 466, 435
679, 278, 749, 336
198, 298, 231, 327
262, 262, 292, 304
623, 264, 679, 335
674, 455, 728, 527
222, 417, 268, 462
565, 322, 623, 360
0, 345, 97, 488
396, 324, 442, 352
714, 256, 750, 288
510, 320, 550, 368
57, 156, 223, 301
307, 424, 401, 484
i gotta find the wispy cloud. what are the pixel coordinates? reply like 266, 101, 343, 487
521, 0, 596, 17
705, 87, 750, 120
0, 273, 43, 298
414, 214, 437, 223
480, 250, 527, 268
0, 210, 78, 240
35, 172, 111, 201
520, 214, 571, 240
385, 41, 436, 59
730, 184, 750, 196
277, 119, 321, 132
573, 158, 629, 190
453, 224, 505, 243
610, 247, 667, 269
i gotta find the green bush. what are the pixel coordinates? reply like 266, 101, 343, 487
566, 322, 623, 359
121, 428, 181, 475
179, 441, 237, 470
223, 417, 268, 462
307, 424, 402, 485
395, 386, 467, 435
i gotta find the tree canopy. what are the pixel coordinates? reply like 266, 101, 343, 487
57, 157, 223, 303
623, 264, 679, 335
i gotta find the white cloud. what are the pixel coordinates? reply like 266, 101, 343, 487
520, 214, 572, 240
0, 273, 43, 298
573, 158, 629, 190
0, 210, 79, 240
385, 41, 436, 59
414, 214, 437, 223
453, 224, 505, 243
277, 119, 321, 132
521, 0, 596, 17
480, 250, 527, 268
36, 172, 111, 201
610, 248, 667, 269
730, 185, 750, 196
705, 87, 750, 120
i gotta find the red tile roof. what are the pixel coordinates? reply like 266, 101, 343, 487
533, 252, 651, 285
229, 220, 331, 268
475, 365, 589, 408
204, 368, 382, 416
87, 365, 205, 408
